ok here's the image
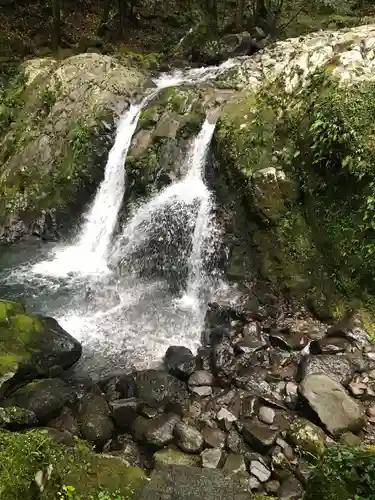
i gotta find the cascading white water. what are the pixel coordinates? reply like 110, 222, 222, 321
74, 104, 142, 263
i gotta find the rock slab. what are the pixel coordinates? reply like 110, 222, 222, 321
300, 374, 365, 436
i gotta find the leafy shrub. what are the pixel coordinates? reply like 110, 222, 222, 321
305, 445, 375, 500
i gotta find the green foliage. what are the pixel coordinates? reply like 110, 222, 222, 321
59, 485, 127, 500
305, 445, 375, 500
0, 71, 27, 136
0, 429, 145, 500
286, 72, 375, 295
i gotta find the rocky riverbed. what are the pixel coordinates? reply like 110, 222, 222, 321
1, 285, 375, 499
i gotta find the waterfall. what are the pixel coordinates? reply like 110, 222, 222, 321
1, 61, 239, 374
110, 118, 217, 309
74, 104, 142, 263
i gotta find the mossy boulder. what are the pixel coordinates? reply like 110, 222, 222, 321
0, 428, 146, 499
0, 299, 81, 399
287, 418, 327, 461
0, 53, 145, 242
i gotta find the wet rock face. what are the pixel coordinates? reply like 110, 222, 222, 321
0, 54, 145, 243
135, 370, 189, 410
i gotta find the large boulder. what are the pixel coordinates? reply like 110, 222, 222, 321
2, 378, 76, 423
0, 299, 81, 398
0, 428, 146, 499
134, 370, 189, 411
300, 374, 365, 436
77, 393, 114, 449
0, 54, 144, 242
192, 32, 264, 65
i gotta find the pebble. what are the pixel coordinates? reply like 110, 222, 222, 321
191, 386, 213, 397
250, 460, 272, 483
201, 448, 223, 469
202, 427, 227, 449
222, 453, 247, 474
265, 480, 281, 494
248, 475, 261, 491
258, 406, 275, 425
188, 370, 214, 387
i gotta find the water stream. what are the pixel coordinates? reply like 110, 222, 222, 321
0, 62, 234, 377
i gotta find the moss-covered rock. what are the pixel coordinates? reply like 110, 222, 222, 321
0, 428, 146, 500
0, 53, 145, 243
287, 418, 327, 461
211, 71, 375, 318
0, 405, 37, 429
124, 86, 206, 204
0, 299, 81, 398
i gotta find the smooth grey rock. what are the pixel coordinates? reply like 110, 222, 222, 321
202, 426, 227, 449
191, 386, 213, 397
144, 413, 180, 447
217, 407, 237, 422
300, 374, 365, 436
135, 370, 189, 410
278, 476, 304, 499
201, 448, 223, 469
188, 370, 213, 387
222, 453, 247, 474
77, 393, 114, 448
110, 398, 138, 432
269, 331, 307, 351
174, 422, 204, 453
249, 460, 271, 483
242, 419, 279, 453
258, 406, 275, 425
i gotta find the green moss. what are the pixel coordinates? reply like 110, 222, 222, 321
214, 73, 375, 310
10, 314, 43, 341
0, 305, 47, 377
137, 104, 160, 130
0, 299, 26, 322
0, 70, 27, 136
0, 429, 146, 500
